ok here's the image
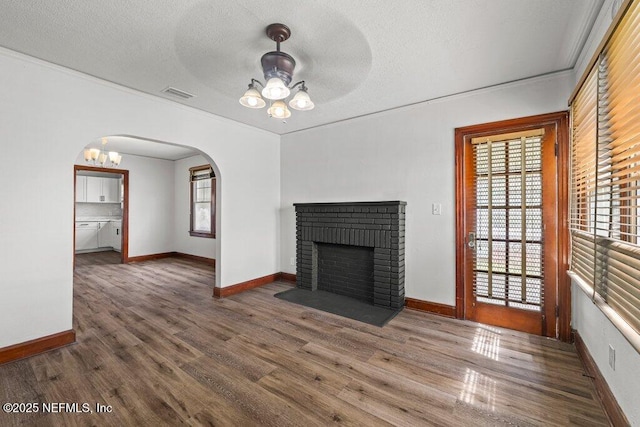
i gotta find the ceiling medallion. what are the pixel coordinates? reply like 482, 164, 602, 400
239, 23, 314, 120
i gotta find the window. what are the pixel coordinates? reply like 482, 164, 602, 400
189, 165, 215, 238
569, 0, 640, 347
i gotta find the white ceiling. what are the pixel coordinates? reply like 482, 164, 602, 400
0, 0, 603, 145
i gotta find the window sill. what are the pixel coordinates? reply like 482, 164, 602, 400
568, 270, 640, 354
189, 231, 215, 239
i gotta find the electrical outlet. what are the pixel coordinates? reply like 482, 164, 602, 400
290, 257, 296, 266
432, 203, 442, 215
608, 345, 615, 370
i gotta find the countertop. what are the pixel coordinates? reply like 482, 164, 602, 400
76, 216, 122, 222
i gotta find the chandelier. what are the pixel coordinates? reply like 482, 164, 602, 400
83, 137, 122, 167
239, 23, 315, 119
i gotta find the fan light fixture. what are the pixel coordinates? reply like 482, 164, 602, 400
84, 137, 122, 167
239, 23, 315, 119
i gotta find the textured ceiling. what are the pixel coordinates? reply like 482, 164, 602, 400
0, 0, 603, 140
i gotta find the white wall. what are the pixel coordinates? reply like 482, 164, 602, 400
0, 48, 280, 348
572, 282, 639, 425
569, 1, 639, 424
174, 155, 216, 259
75, 152, 177, 258
281, 72, 572, 305
125, 155, 176, 257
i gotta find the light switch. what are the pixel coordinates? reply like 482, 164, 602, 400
432, 203, 442, 215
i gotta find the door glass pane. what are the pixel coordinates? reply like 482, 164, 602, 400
473, 135, 544, 311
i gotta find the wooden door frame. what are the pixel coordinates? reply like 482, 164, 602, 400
74, 165, 129, 266
454, 111, 571, 341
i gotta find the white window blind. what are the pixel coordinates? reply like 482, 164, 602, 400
570, 68, 598, 285
569, 0, 640, 338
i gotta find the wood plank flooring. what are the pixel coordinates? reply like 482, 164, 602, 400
75, 250, 122, 267
0, 255, 610, 426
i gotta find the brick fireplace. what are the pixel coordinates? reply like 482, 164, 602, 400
294, 201, 406, 309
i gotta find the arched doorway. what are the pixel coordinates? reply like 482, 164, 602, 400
72, 135, 221, 288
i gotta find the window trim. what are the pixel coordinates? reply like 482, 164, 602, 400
189, 164, 215, 239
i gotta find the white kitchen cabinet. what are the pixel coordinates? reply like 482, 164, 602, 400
86, 176, 103, 202
75, 222, 98, 251
102, 178, 120, 203
85, 177, 120, 203
76, 176, 87, 202
74, 220, 121, 252
97, 221, 112, 248
112, 220, 122, 252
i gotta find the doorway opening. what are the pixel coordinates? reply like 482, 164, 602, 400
74, 165, 129, 267
71, 135, 221, 293
455, 112, 570, 340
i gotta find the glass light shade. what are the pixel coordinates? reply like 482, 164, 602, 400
262, 77, 290, 100
268, 100, 291, 119
239, 87, 266, 108
84, 149, 92, 161
90, 148, 100, 160
289, 89, 315, 111
98, 153, 107, 165
114, 155, 122, 166
108, 151, 119, 162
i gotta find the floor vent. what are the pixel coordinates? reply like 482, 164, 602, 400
162, 86, 195, 100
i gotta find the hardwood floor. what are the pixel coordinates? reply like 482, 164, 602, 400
0, 256, 610, 426
75, 250, 121, 267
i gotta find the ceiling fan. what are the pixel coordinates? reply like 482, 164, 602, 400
239, 23, 315, 120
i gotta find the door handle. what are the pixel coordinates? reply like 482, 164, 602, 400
468, 232, 476, 249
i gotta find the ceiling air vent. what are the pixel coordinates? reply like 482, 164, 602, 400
162, 86, 195, 100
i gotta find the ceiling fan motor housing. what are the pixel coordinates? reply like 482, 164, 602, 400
261, 51, 296, 87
